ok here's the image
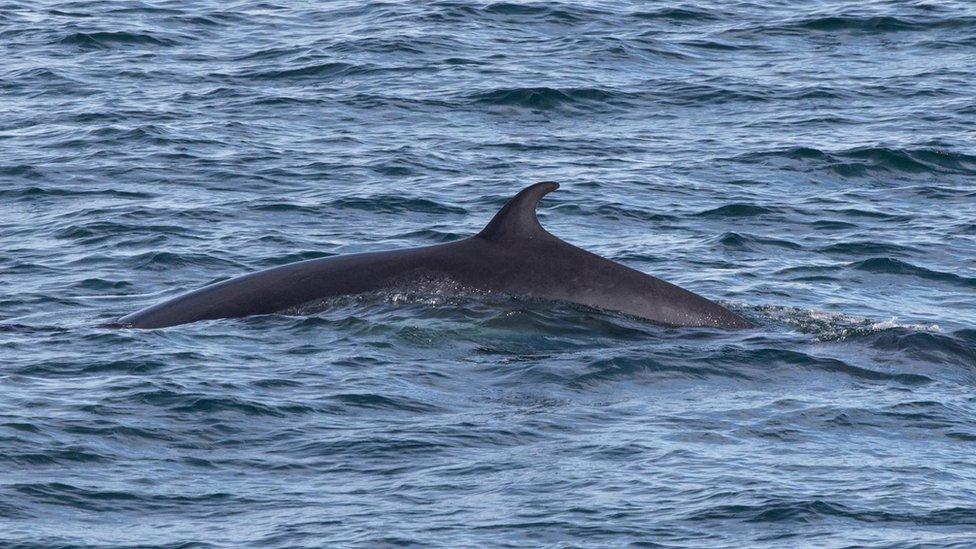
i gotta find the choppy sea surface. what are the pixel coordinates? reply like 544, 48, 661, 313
2, 0, 976, 546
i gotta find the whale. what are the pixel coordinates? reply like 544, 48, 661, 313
119, 182, 752, 329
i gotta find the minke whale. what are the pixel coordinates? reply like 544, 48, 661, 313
120, 182, 752, 329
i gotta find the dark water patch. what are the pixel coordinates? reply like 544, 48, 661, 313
395, 229, 464, 243
249, 202, 327, 214
843, 146, 976, 175
15, 356, 192, 377
818, 241, 918, 256
732, 146, 976, 177
478, 2, 608, 23
122, 251, 247, 272
0, 164, 44, 179
0, 186, 154, 199
573, 356, 751, 388
12, 482, 251, 513
482, 3, 549, 16
232, 61, 363, 81
775, 14, 976, 33
54, 222, 193, 243
107, 5, 185, 16
443, 57, 487, 66
231, 45, 304, 63
58, 31, 180, 49
177, 86, 248, 103
2, 447, 109, 466
475, 303, 656, 344
631, 7, 719, 23
776, 264, 837, 280
72, 278, 133, 291
329, 196, 467, 215
245, 95, 329, 108
47, 9, 94, 18
689, 498, 848, 522
711, 347, 932, 385
329, 393, 442, 414
868, 330, 976, 369
824, 208, 911, 222
551, 203, 677, 223
714, 232, 801, 251
696, 204, 775, 218
646, 81, 768, 105
131, 389, 314, 417
954, 329, 976, 347
810, 220, 858, 230
2, 67, 83, 91
690, 497, 976, 526
781, 87, 853, 101
913, 184, 976, 199
469, 87, 620, 110
678, 38, 746, 52
850, 258, 976, 289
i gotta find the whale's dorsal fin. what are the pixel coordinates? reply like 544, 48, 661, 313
477, 182, 559, 242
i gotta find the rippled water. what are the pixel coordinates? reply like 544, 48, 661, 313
3, 0, 976, 546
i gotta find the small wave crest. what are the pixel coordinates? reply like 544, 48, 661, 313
468, 86, 622, 111
59, 31, 180, 49
697, 204, 776, 218
773, 14, 976, 34
850, 257, 976, 289
733, 146, 976, 177
750, 304, 940, 341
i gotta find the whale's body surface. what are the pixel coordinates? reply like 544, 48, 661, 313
120, 183, 752, 329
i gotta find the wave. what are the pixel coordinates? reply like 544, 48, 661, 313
572, 355, 752, 388
732, 146, 976, 176
631, 7, 719, 22
818, 241, 918, 256
106, 6, 184, 16
551, 203, 677, 223
394, 229, 464, 243
810, 219, 858, 230
53, 221, 194, 244
121, 251, 247, 272
870, 330, 976, 369
11, 481, 252, 513
72, 278, 133, 291
59, 31, 179, 49
696, 204, 776, 218
639, 81, 768, 105
273, 291, 657, 347
714, 232, 801, 250
690, 497, 976, 525
750, 304, 941, 341
468, 86, 621, 111
850, 257, 976, 288
474, 2, 608, 23
329, 196, 467, 215
244, 195, 466, 216
328, 393, 442, 414
773, 14, 976, 34
724, 347, 932, 385
0, 185, 153, 199
233, 61, 361, 80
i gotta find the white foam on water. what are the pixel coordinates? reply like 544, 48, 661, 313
748, 304, 941, 341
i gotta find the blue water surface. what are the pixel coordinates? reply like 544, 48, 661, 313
2, 1, 976, 547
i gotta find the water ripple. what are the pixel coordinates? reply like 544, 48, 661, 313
2, 0, 975, 546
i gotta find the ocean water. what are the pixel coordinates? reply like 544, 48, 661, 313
2, 0, 976, 546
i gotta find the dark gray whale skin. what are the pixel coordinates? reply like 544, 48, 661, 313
119, 182, 752, 329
